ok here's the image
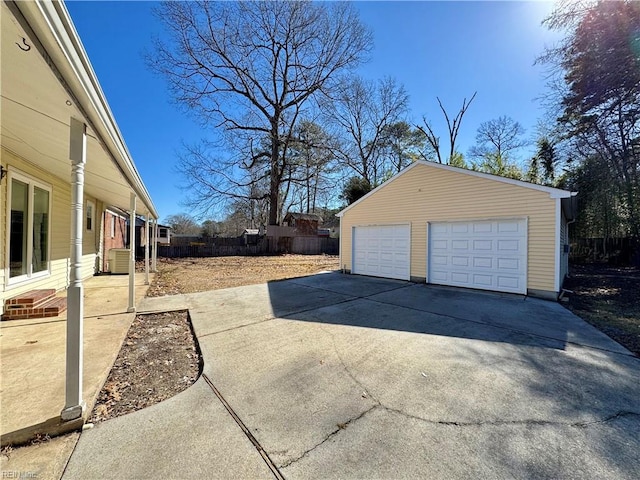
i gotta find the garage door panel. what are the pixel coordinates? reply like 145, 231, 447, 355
473, 223, 493, 233
472, 274, 492, 286
473, 257, 492, 268
452, 272, 470, 283
497, 276, 521, 289
353, 225, 410, 281
473, 239, 492, 250
432, 255, 448, 266
497, 257, 519, 270
432, 239, 448, 250
498, 221, 521, 233
452, 240, 469, 250
429, 219, 527, 294
452, 256, 469, 267
498, 239, 520, 251
452, 223, 469, 234
431, 224, 448, 235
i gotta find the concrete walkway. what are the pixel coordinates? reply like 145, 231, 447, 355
63, 273, 640, 479
1, 273, 153, 479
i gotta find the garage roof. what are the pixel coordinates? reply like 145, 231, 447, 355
337, 161, 577, 220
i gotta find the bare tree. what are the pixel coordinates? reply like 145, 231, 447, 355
416, 92, 477, 164
163, 213, 201, 235
324, 76, 409, 186
149, 1, 372, 224
469, 116, 528, 161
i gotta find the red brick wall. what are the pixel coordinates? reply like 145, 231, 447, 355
103, 211, 127, 271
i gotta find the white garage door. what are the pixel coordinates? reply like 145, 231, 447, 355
428, 219, 527, 294
353, 225, 410, 281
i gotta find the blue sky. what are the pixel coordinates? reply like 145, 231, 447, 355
65, 1, 562, 222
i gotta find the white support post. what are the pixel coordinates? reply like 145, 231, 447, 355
152, 218, 158, 272
61, 117, 87, 421
128, 193, 136, 313
144, 213, 150, 285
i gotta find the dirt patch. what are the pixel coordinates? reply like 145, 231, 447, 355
89, 310, 201, 423
563, 264, 640, 356
146, 254, 339, 297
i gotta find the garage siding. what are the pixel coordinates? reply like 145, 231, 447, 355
340, 164, 557, 293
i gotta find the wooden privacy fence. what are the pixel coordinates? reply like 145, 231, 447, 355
157, 242, 267, 258
155, 236, 338, 258
273, 236, 339, 255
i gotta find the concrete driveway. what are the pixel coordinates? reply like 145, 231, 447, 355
64, 272, 640, 479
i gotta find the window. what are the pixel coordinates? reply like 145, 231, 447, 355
7, 172, 51, 283
159, 228, 168, 238
86, 200, 95, 231
110, 215, 116, 238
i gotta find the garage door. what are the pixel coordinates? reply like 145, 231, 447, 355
428, 219, 527, 294
353, 225, 410, 280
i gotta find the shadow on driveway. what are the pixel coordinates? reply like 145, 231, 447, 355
267, 272, 575, 351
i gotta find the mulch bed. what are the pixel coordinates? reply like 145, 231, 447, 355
89, 310, 201, 423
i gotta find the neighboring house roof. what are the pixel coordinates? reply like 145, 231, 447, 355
134, 217, 171, 229
337, 161, 578, 220
285, 212, 324, 222
3, 0, 157, 217
243, 229, 260, 235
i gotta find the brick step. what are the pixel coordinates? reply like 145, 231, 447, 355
4, 289, 56, 310
2, 296, 67, 321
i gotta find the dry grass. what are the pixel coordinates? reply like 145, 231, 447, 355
147, 254, 339, 297
564, 264, 640, 356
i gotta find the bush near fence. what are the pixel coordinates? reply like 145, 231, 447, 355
570, 237, 636, 265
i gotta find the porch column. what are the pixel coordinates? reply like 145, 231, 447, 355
128, 193, 136, 313
61, 117, 87, 421
152, 218, 158, 272
144, 213, 150, 285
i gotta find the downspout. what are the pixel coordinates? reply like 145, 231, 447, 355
61, 117, 86, 421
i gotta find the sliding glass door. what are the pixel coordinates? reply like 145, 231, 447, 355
7, 172, 51, 283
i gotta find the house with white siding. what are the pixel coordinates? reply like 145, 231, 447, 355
1, 0, 159, 421
337, 161, 577, 300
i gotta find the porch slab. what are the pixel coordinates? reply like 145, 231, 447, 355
0, 272, 153, 447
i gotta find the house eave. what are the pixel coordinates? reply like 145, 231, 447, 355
14, 0, 158, 218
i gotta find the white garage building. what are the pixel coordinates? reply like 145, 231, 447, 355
337, 161, 577, 299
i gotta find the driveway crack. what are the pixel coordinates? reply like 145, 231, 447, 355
322, 325, 381, 405
279, 404, 379, 469
573, 410, 640, 427
381, 406, 640, 429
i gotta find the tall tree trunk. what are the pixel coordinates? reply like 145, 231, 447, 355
269, 127, 280, 225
